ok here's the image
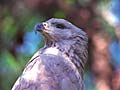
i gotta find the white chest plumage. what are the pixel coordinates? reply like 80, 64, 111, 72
43, 47, 60, 55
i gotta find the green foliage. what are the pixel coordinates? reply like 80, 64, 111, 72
66, 0, 74, 5
99, 17, 117, 38
3, 16, 18, 39
0, 51, 22, 90
98, 0, 112, 10
54, 11, 66, 18
1, 51, 21, 72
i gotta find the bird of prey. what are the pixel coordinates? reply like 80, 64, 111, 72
12, 18, 88, 90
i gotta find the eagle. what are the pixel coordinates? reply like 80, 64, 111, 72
12, 18, 88, 90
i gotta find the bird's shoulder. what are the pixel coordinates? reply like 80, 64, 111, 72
12, 49, 83, 90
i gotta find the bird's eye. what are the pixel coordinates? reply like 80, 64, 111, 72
56, 24, 66, 29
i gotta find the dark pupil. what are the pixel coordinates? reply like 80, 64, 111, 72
56, 24, 65, 29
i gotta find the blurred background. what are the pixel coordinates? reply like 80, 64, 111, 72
0, 0, 120, 90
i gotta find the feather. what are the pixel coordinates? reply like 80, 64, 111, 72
12, 18, 88, 90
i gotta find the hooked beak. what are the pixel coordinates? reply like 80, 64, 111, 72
34, 23, 45, 34
34, 22, 51, 35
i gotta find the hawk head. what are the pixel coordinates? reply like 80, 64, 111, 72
34, 18, 87, 42
34, 18, 88, 74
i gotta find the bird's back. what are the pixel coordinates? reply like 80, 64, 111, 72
12, 53, 84, 90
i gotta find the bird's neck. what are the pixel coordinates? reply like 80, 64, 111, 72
43, 37, 87, 76
43, 40, 74, 56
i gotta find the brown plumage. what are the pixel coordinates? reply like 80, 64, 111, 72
12, 18, 88, 90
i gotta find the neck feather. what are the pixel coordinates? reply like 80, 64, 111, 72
44, 36, 88, 76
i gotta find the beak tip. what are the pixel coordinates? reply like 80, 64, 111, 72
34, 23, 44, 33
34, 24, 38, 33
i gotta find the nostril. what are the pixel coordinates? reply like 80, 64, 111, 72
34, 23, 45, 33
43, 23, 46, 26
